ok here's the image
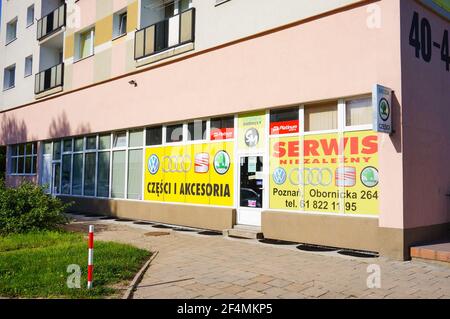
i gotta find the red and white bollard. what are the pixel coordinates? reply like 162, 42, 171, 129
87, 225, 94, 289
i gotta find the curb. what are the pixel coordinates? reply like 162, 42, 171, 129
122, 251, 159, 299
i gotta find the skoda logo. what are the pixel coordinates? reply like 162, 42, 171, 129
273, 167, 287, 185
214, 151, 230, 175
147, 154, 160, 175
361, 166, 379, 188
245, 128, 259, 147
379, 98, 390, 121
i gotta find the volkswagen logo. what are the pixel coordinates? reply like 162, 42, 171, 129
245, 128, 259, 147
147, 154, 160, 175
272, 167, 287, 185
162, 155, 192, 173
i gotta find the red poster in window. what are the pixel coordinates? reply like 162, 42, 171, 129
210, 128, 234, 140
270, 120, 299, 135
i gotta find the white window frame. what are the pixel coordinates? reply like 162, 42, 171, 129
9, 143, 38, 176
27, 5, 35, 27
5, 17, 18, 45
24, 55, 33, 77
3, 64, 16, 91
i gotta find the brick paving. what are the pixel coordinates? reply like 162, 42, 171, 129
67, 214, 450, 299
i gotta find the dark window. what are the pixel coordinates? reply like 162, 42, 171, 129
146, 126, 163, 146
187, 120, 206, 141
166, 124, 183, 143
210, 116, 234, 140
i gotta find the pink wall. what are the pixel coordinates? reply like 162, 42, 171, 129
0, 1, 406, 228
400, 1, 450, 229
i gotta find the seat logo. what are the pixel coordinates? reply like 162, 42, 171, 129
162, 155, 192, 173
147, 154, 160, 175
213, 151, 230, 175
194, 153, 209, 174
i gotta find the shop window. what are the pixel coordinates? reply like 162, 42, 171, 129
111, 151, 126, 198
127, 149, 143, 200
10, 142, 38, 175
63, 139, 73, 153
99, 134, 111, 150
270, 107, 299, 135
97, 152, 110, 197
210, 116, 234, 140
61, 154, 72, 194
187, 120, 206, 141
129, 130, 143, 148
166, 124, 183, 143
146, 126, 163, 146
113, 131, 127, 148
346, 97, 372, 127
304, 102, 338, 132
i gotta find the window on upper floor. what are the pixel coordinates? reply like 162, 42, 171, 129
345, 97, 373, 127
75, 27, 95, 61
24, 55, 33, 77
304, 101, 338, 132
27, 5, 35, 27
113, 10, 128, 39
3, 64, 16, 91
6, 18, 18, 44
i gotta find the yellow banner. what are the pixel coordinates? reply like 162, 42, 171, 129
269, 130, 379, 216
144, 141, 234, 206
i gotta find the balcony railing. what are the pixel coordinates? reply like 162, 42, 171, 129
134, 8, 195, 60
37, 4, 66, 41
35, 63, 64, 95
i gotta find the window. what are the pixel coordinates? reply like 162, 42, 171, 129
270, 108, 299, 135
84, 153, 96, 196
304, 102, 338, 132
210, 116, 234, 140
129, 130, 143, 148
111, 151, 126, 198
146, 126, 163, 146
9, 142, 37, 175
113, 11, 127, 38
86, 136, 97, 150
76, 28, 95, 60
63, 139, 73, 152
27, 5, 35, 27
113, 131, 127, 148
3, 65, 16, 90
187, 120, 206, 141
53, 141, 62, 160
97, 152, 110, 197
72, 154, 83, 195
74, 138, 84, 152
166, 124, 183, 143
6, 18, 17, 44
24, 56, 33, 77
61, 154, 72, 194
99, 134, 111, 150
346, 97, 372, 127
127, 149, 143, 199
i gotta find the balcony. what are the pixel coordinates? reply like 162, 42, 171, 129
37, 4, 66, 41
35, 63, 64, 95
134, 8, 195, 61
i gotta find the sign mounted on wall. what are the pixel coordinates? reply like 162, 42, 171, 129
372, 84, 393, 134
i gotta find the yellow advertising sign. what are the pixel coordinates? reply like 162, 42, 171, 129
238, 111, 266, 152
144, 141, 234, 206
269, 130, 379, 216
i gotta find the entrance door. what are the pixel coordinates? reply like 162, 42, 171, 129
237, 155, 264, 226
52, 162, 61, 196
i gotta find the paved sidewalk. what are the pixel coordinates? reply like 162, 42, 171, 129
67, 214, 450, 299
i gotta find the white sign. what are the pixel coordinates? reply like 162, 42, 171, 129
373, 84, 393, 134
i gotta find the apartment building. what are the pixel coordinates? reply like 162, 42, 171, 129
0, 0, 449, 260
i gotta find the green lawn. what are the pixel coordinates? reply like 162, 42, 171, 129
0, 231, 150, 298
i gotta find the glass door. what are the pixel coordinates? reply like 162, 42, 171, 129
237, 155, 264, 226
52, 162, 61, 195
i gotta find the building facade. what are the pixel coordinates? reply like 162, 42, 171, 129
0, 0, 449, 260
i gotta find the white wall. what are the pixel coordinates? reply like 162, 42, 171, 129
0, 0, 42, 111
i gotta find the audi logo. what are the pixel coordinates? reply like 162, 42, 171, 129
162, 155, 192, 173
288, 168, 333, 186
